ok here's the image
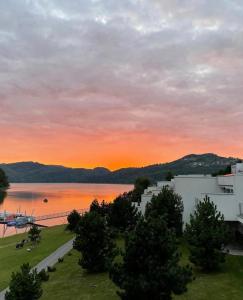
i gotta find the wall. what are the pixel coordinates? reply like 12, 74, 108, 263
173, 176, 220, 224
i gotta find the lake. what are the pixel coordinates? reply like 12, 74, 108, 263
0, 183, 132, 236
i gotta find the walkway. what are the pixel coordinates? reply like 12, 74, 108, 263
35, 209, 87, 221
0, 238, 75, 300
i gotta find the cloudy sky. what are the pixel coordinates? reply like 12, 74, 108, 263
1, 0, 243, 169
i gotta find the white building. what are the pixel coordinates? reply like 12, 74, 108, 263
136, 163, 243, 227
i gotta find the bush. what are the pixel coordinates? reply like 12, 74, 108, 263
5, 263, 42, 300
38, 269, 49, 282
58, 257, 64, 263
47, 266, 56, 273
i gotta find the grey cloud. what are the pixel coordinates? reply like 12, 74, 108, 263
1, 0, 243, 151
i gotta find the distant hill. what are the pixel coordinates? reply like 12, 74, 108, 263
0, 153, 240, 184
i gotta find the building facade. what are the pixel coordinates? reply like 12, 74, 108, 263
136, 163, 243, 226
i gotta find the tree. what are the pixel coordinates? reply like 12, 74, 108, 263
110, 216, 192, 300
5, 263, 42, 300
0, 190, 7, 204
145, 186, 183, 236
28, 225, 41, 246
165, 171, 174, 181
0, 168, 9, 190
108, 192, 139, 231
90, 199, 111, 218
67, 210, 81, 231
73, 211, 116, 273
131, 177, 151, 203
185, 196, 229, 272
212, 165, 231, 177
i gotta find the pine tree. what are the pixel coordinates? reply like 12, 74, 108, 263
5, 263, 42, 300
66, 210, 81, 231
185, 195, 229, 272
0, 190, 7, 204
90, 199, 111, 218
110, 216, 192, 300
74, 211, 116, 273
145, 186, 183, 236
0, 168, 9, 190
28, 225, 41, 246
108, 192, 139, 232
131, 177, 151, 202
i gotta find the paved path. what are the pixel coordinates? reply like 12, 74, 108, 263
0, 238, 74, 300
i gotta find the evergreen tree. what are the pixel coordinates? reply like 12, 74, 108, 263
28, 225, 41, 246
110, 216, 192, 300
90, 199, 111, 218
0, 168, 9, 190
131, 177, 151, 203
185, 195, 229, 272
0, 190, 7, 204
145, 186, 183, 236
5, 263, 42, 300
108, 192, 139, 231
165, 171, 174, 181
73, 211, 116, 273
67, 210, 81, 231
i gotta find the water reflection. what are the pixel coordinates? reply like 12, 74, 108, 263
0, 183, 132, 219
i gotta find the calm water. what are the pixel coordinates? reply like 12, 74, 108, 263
0, 183, 132, 236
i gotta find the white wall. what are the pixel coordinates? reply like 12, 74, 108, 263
174, 176, 220, 224
201, 193, 238, 221
137, 173, 243, 226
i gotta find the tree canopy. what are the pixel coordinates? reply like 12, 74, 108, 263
0, 168, 9, 190
185, 195, 229, 272
110, 216, 192, 300
131, 177, 151, 203
74, 211, 116, 273
145, 186, 183, 236
5, 263, 42, 300
67, 210, 81, 231
107, 192, 139, 231
89, 199, 111, 218
28, 225, 41, 245
212, 165, 232, 177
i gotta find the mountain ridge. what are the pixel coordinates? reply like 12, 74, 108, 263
0, 153, 240, 184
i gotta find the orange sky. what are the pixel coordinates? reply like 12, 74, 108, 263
0, 125, 242, 170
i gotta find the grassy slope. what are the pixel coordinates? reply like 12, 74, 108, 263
0, 225, 73, 290
42, 241, 243, 300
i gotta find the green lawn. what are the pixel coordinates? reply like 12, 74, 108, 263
0, 225, 73, 290
41, 241, 243, 300
41, 250, 118, 300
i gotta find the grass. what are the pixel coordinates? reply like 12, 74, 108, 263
41, 240, 243, 300
0, 225, 73, 290
175, 254, 243, 300
41, 250, 118, 300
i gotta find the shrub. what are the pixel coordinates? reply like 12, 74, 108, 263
38, 269, 49, 282
47, 266, 56, 272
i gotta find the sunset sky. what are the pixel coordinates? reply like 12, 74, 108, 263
1, 0, 243, 170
